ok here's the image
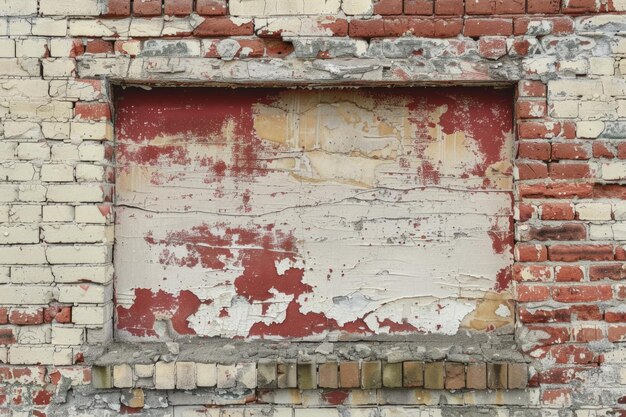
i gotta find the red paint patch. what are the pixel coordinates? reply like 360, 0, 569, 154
116, 289, 203, 337
377, 318, 420, 333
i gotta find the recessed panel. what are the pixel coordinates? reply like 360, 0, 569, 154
114, 87, 514, 341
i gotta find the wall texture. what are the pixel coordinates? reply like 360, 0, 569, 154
0, 0, 626, 416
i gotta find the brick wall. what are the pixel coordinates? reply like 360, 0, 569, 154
1, 0, 626, 416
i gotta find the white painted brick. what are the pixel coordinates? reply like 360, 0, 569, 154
0, 0, 37, 16
6, 121, 43, 140
0, 185, 18, 202
11, 266, 54, 284
229, 0, 340, 15
620, 366, 626, 384
579, 100, 618, 121
0, 80, 50, 99
341, 0, 373, 15
47, 184, 105, 202
0, 267, 8, 284
51, 265, 112, 284
76, 164, 105, 181
602, 162, 626, 180
45, 245, 111, 264
549, 79, 603, 98
75, 205, 110, 224
15, 39, 48, 58
113, 364, 134, 388
590, 224, 613, 240
0, 285, 55, 304
0, 57, 40, 76
196, 363, 217, 387
41, 164, 74, 182
613, 223, 626, 240
42, 205, 74, 222
78, 143, 106, 161
72, 303, 112, 325
589, 57, 615, 75
40, 0, 100, 16
0, 347, 7, 363
0, 206, 7, 223
174, 407, 220, 417
52, 143, 79, 160
32, 18, 68, 36
53, 347, 73, 365
43, 58, 77, 78
0, 142, 16, 157
8, 17, 32, 35
577, 121, 605, 139
58, 283, 111, 303
155, 362, 176, 390
129, 19, 165, 37
16, 142, 50, 160
295, 410, 340, 417
0, 39, 15, 57
0, 245, 46, 264
50, 38, 81, 58
11, 100, 73, 120
42, 121, 71, 139
52, 327, 85, 347
576, 203, 612, 221
9, 346, 55, 365
18, 325, 51, 344
70, 121, 113, 141
9, 204, 41, 223
176, 362, 197, 390
69, 19, 130, 37
44, 224, 112, 244
550, 100, 578, 118
49, 80, 102, 101
0, 225, 39, 244
0, 162, 36, 181
217, 364, 237, 388
18, 184, 47, 202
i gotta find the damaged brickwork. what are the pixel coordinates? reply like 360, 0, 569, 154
0, 0, 626, 416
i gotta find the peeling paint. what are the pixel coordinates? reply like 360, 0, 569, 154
114, 87, 514, 340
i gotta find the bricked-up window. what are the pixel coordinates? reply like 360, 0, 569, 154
114, 87, 514, 341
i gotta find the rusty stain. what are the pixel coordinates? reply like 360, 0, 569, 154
114, 87, 514, 340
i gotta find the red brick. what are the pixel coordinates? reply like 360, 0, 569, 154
608, 325, 626, 342
590, 263, 626, 281
518, 121, 567, 139
434, 18, 463, 37
133, 0, 161, 16
594, 184, 626, 200
518, 203, 535, 222
525, 223, 586, 242
193, 17, 254, 37
104, 0, 131, 16
552, 143, 591, 160
513, 264, 553, 282
552, 285, 613, 303
516, 284, 550, 302
0, 308, 7, 325
536, 366, 593, 384
617, 285, 626, 300
478, 36, 507, 59
519, 80, 546, 97
466, 0, 495, 14
549, 163, 591, 180
0, 329, 15, 345
404, 0, 434, 14
434, 0, 463, 15
515, 243, 547, 262
374, 0, 403, 14
349, 18, 435, 37
44, 306, 71, 324
517, 100, 547, 119
464, 18, 513, 37
593, 141, 615, 159
549, 245, 614, 262
517, 162, 548, 180
562, 0, 603, 13
85, 39, 114, 55
164, 0, 193, 15
541, 388, 572, 406
541, 203, 575, 220
518, 142, 551, 161
574, 327, 604, 342
520, 183, 593, 199
548, 345, 598, 364
519, 307, 571, 323
527, 0, 560, 13
526, 326, 571, 346
555, 266, 584, 282
617, 143, 626, 159
606, 309, 626, 323
9, 308, 43, 325
75, 102, 112, 121
552, 17, 575, 35
495, 0, 525, 14
509, 37, 532, 56
196, 0, 227, 15
571, 305, 603, 321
